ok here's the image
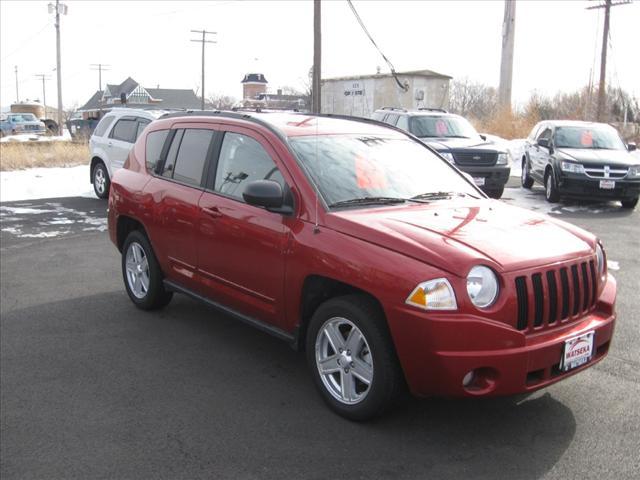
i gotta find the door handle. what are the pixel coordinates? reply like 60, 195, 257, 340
202, 206, 222, 218
107, 142, 113, 147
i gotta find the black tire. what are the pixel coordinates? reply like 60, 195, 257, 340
544, 169, 560, 203
521, 157, 534, 189
485, 187, 505, 199
92, 161, 111, 199
621, 197, 638, 209
121, 230, 173, 310
306, 294, 404, 421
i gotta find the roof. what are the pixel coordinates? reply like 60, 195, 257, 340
241, 73, 268, 84
322, 69, 452, 82
146, 88, 201, 109
79, 90, 104, 111
104, 77, 139, 97
539, 120, 612, 128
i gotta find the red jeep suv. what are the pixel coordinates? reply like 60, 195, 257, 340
108, 111, 617, 420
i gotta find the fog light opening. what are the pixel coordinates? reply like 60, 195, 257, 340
462, 367, 499, 395
462, 370, 476, 387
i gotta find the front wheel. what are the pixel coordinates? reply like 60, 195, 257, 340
621, 197, 638, 209
485, 187, 504, 199
545, 170, 560, 203
121, 230, 173, 310
92, 162, 110, 199
521, 158, 534, 189
306, 295, 403, 421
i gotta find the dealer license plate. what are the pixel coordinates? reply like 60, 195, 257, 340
599, 180, 615, 189
473, 177, 485, 186
560, 331, 595, 372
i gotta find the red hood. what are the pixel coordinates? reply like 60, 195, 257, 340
325, 199, 596, 275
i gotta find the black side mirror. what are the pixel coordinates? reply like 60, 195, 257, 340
537, 138, 549, 148
479, 134, 487, 141
243, 180, 291, 214
628, 142, 637, 152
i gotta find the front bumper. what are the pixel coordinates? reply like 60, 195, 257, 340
457, 164, 511, 189
557, 172, 640, 200
389, 273, 616, 398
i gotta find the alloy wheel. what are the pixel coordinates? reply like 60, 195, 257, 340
315, 317, 374, 405
94, 167, 106, 195
125, 242, 150, 299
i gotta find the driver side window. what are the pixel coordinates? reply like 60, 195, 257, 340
213, 132, 284, 201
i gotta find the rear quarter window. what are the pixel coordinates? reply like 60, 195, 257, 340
145, 129, 170, 171
93, 116, 115, 137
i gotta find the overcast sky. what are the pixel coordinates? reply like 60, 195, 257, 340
1, 0, 638, 111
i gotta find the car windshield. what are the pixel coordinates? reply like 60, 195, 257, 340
554, 126, 626, 150
289, 135, 480, 209
410, 115, 478, 139
9, 114, 37, 122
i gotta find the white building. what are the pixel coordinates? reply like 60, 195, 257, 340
321, 69, 452, 118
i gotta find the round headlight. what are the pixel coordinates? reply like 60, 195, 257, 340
596, 243, 606, 277
466, 266, 499, 308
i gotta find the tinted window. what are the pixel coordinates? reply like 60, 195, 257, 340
396, 115, 409, 131
161, 130, 183, 178
537, 127, 552, 141
385, 114, 399, 126
146, 129, 170, 171
372, 111, 386, 121
135, 119, 151, 141
172, 129, 214, 186
214, 132, 283, 201
110, 118, 138, 143
93, 115, 115, 137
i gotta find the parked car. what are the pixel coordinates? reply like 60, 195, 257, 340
89, 108, 167, 198
372, 107, 510, 198
108, 111, 616, 420
522, 120, 640, 209
0, 112, 47, 137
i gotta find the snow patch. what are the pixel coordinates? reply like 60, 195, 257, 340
0, 165, 94, 202
607, 260, 620, 271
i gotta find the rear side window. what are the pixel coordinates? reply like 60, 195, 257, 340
385, 114, 399, 126
372, 111, 386, 121
93, 115, 115, 137
172, 129, 215, 187
396, 116, 409, 131
214, 132, 284, 201
110, 118, 138, 143
161, 130, 183, 178
135, 119, 151, 141
145, 129, 170, 171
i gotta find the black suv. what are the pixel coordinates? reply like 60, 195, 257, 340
372, 107, 510, 198
521, 120, 639, 209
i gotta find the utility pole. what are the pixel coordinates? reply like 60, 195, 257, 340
586, 0, 630, 122
34, 74, 51, 117
90, 63, 111, 91
49, 0, 67, 135
312, 0, 321, 114
498, 0, 516, 112
14, 66, 19, 103
190, 29, 217, 110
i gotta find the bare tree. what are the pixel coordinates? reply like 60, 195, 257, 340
449, 78, 498, 120
206, 93, 239, 110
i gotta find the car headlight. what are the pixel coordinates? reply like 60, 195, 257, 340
496, 153, 509, 165
596, 243, 606, 280
466, 266, 499, 308
561, 161, 585, 174
628, 165, 640, 178
406, 278, 457, 310
440, 152, 455, 164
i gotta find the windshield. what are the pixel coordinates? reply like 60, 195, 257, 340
289, 135, 480, 208
410, 115, 478, 139
9, 114, 37, 122
554, 126, 626, 150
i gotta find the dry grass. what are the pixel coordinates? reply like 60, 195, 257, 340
470, 107, 540, 140
0, 141, 89, 171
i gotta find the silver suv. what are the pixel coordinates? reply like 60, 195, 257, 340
89, 109, 167, 198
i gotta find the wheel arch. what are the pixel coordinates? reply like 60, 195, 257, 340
295, 275, 385, 351
116, 215, 149, 253
90, 156, 106, 182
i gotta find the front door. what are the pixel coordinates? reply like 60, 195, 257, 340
196, 127, 292, 328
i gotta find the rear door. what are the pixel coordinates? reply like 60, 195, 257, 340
196, 126, 293, 328
108, 116, 139, 172
143, 125, 217, 291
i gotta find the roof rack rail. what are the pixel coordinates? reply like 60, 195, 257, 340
417, 107, 448, 113
380, 106, 407, 112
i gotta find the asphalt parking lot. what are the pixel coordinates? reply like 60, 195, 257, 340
1, 184, 639, 480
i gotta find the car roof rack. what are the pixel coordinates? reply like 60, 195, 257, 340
417, 107, 448, 113
379, 106, 407, 112
230, 107, 302, 113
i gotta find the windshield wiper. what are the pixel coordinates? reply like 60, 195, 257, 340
411, 191, 478, 201
329, 196, 408, 208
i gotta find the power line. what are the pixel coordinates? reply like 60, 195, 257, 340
190, 30, 217, 110
1, 21, 52, 62
34, 73, 52, 115
345, 0, 407, 91
90, 64, 111, 91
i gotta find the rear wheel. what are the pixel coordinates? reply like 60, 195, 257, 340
92, 162, 110, 199
621, 197, 638, 209
544, 170, 559, 203
521, 157, 534, 189
121, 230, 173, 310
306, 294, 403, 421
